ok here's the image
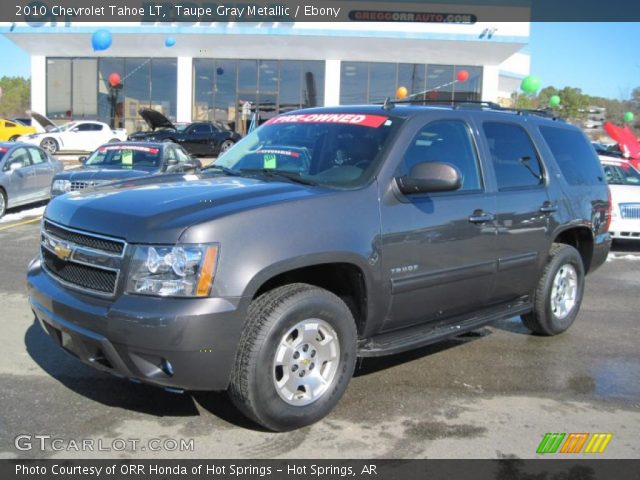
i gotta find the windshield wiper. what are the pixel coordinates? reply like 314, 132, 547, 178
239, 169, 318, 186
201, 165, 241, 176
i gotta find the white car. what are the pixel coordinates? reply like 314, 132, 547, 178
17, 113, 127, 154
600, 156, 640, 241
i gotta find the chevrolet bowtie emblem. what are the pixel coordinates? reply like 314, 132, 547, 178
54, 243, 72, 261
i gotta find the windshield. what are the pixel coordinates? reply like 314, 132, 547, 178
51, 122, 77, 133
603, 163, 640, 186
212, 112, 402, 188
175, 124, 189, 132
85, 145, 162, 170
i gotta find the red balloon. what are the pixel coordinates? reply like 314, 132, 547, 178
456, 70, 469, 82
108, 72, 121, 87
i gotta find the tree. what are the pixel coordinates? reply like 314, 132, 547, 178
0, 76, 31, 118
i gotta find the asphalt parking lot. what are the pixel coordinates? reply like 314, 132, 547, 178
0, 205, 638, 459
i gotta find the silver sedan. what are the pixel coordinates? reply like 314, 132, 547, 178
0, 142, 63, 218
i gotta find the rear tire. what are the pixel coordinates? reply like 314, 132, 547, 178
522, 244, 585, 336
108, 138, 119, 143
229, 283, 357, 431
219, 140, 234, 155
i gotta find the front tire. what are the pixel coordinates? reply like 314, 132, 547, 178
522, 244, 585, 336
40, 137, 59, 154
0, 189, 7, 218
229, 283, 357, 431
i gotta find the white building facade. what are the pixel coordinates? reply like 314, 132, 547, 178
6, 19, 530, 132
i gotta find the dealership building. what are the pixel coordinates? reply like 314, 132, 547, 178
5, 13, 530, 132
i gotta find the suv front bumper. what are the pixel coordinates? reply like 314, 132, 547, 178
27, 256, 248, 391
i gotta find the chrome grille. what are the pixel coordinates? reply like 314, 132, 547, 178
620, 203, 640, 219
42, 249, 117, 294
70, 180, 102, 191
40, 220, 126, 297
44, 220, 125, 255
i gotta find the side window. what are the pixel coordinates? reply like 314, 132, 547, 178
6, 122, 16, 128
165, 147, 178, 163
76, 124, 94, 132
483, 122, 544, 190
5, 148, 32, 169
403, 120, 482, 192
175, 147, 191, 163
539, 126, 604, 186
28, 148, 47, 165
191, 124, 212, 134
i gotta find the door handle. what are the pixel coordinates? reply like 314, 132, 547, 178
540, 203, 558, 214
469, 211, 495, 223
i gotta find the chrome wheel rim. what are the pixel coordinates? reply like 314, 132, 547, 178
273, 318, 340, 406
41, 139, 56, 153
550, 264, 578, 320
221, 141, 233, 153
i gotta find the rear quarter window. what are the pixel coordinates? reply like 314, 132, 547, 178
539, 126, 604, 185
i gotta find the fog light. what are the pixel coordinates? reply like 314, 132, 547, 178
161, 358, 174, 376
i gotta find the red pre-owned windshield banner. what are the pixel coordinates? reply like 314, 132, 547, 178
265, 113, 389, 128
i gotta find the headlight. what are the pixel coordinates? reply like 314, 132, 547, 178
51, 179, 71, 193
126, 244, 219, 297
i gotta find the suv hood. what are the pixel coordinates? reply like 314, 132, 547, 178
44, 174, 322, 243
138, 108, 175, 131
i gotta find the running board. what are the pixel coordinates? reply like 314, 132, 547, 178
357, 301, 532, 357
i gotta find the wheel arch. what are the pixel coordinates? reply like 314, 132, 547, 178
244, 255, 373, 336
553, 226, 595, 272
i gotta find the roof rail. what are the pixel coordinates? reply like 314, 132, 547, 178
376, 98, 565, 121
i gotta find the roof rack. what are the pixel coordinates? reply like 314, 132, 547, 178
379, 97, 564, 121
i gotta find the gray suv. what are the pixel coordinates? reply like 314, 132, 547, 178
27, 104, 611, 431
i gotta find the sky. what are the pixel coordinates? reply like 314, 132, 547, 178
0, 22, 639, 100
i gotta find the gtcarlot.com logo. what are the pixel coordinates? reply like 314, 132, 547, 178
14, 434, 195, 452
537, 433, 612, 454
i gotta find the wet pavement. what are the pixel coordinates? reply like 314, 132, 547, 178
0, 213, 638, 459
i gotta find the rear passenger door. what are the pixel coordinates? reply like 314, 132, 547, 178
478, 121, 553, 304
380, 117, 498, 331
27, 147, 55, 200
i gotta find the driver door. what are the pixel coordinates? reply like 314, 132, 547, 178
3, 147, 37, 204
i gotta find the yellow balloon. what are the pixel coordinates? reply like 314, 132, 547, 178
396, 86, 408, 100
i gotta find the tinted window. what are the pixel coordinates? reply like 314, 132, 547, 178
191, 124, 213, 134
539, 126, 604, 186
483, 122, 543, 190
76, 123, 98, 132
403, 120, 482, 191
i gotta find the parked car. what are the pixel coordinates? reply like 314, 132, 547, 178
17, 113, 127, 154
0, 118, 36, 142
28, 104, 610, 431
128, 108, 241, 157
11, 117, 33, 127
600, 155, 640, 241
0, 142, 63, 218
50, 142, 202, 197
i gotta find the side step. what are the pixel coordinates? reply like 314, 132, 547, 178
357, 300, 532, 357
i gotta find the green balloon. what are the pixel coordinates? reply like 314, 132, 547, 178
520, 75, 541, 94
623, 112, 634, 123
548, 95, 561, 107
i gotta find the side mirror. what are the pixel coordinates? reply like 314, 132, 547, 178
396, 162, 461, 194
9, 161, 24, 172
78, 156, 87, 163
167, 158, 179, 166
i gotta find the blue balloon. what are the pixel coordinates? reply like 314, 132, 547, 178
92, 30, 112, 51
216, 67, 224, 75
164, 36, 176, 48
